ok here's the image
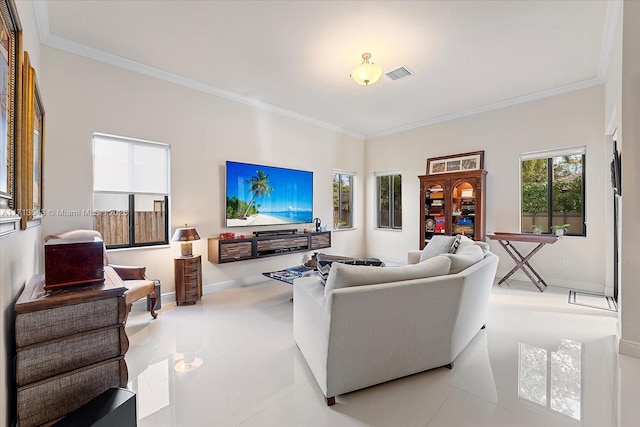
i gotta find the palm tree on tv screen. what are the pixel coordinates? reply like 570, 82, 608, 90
241, 170, 274, 219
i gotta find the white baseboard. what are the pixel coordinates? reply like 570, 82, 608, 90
202, 275, 267, 295
131, 274, 267, 310
604, 285, 615, 298
619, 339, 640, 358
496, 269, 604, 293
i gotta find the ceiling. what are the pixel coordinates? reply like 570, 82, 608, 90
35, 1, 616, 139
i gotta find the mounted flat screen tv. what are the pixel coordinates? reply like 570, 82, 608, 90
225, 161, 313, 227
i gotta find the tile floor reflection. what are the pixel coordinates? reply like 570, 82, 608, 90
518, 339, 581, 420
124, 280, 639, 427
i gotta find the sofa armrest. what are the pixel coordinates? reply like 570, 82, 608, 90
407, 250, 422, 265
293, 277, 331, 396
110, 265, 147, 281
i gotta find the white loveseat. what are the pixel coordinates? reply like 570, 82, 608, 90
293, 242, 498, 405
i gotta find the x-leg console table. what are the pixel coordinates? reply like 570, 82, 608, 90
487, 232, 559, 292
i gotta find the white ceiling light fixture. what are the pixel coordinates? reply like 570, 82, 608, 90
350, 53, 383, 86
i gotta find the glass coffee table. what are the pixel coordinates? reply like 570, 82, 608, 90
262, 265, 316, 285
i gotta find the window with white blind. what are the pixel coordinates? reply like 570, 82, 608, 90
93, 133, 170, 248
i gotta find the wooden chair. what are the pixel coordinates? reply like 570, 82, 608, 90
44, 230, 158, 319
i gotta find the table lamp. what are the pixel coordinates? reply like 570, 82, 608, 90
172, 224, 200, 257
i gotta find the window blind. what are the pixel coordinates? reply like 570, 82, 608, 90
93, 134, 170, 194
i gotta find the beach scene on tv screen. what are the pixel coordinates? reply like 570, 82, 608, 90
226, 162, 313, 227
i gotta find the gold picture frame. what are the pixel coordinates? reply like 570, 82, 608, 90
427, 151, 484, 175
20, 51, 44, 229
0, 0, 21, 234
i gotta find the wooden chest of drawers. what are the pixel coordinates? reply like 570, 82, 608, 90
15, 274, 128, 427
174, 255, 202, 305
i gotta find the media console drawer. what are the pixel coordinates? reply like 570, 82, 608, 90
310, 233, 331, 250
208, 231, 331, 263
217, 241, 254, 262
256, 236, 309, 255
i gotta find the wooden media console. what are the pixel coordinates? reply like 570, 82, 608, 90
208, 231, 331, 263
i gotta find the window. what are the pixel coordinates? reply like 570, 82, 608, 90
376, 172, 402, 229
333, 171, 354, 229
93, 133, 170, 248
520, 147, 585, 236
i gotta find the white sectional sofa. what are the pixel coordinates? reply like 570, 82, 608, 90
293, 239, 498, 405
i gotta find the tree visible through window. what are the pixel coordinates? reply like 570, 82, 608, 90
521, 149, 585, 236
377, 173, 402, 229
333, 172, 353, 229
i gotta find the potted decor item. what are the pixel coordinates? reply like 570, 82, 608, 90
551, 224, 570, 236
532, 225, 543, 235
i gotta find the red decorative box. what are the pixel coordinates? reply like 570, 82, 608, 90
44, 237, 105, 290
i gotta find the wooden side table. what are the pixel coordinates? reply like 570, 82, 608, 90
487, 232, 558, 292
174, 255, 202, 305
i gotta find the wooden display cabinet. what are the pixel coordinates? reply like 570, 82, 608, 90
419, 169, 487, 248
174, 255, 202, 305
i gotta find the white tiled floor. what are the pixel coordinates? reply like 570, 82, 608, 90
124, 280, 640, 427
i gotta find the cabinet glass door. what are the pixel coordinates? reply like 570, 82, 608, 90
452, 181, 475, 239
424, 183, 446, 242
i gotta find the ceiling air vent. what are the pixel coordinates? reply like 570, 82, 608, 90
385, 65, 414, 81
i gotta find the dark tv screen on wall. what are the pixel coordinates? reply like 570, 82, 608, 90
225, 161, 313, 227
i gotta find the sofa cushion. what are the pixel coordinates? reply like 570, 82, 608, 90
474, 241, 490, 254
316, 253, 384, 284
455, 235, 474, 252
419, 235, 460, 262
324, 255, 452, 297
455, 235, 490, 255
444, 244, 484, 274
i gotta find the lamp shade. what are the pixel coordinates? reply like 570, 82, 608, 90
172, 225, 200, 242
172, 224, 200, 257
351, 53, 383, 86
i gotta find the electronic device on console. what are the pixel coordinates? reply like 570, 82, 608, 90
253, 229, 298, 237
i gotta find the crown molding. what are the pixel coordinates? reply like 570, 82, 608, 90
32, 2, 365, 141
33, 1, 607, 142
597, 0, 623, 81
364, 78, 603, 140
32, 0, 50, 45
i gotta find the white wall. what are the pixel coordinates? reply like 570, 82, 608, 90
365, 86, 606, 291
0, 2, 42, 425
39, 46, 366, 297
619, 1, 640, 359
603, 2, 622, 303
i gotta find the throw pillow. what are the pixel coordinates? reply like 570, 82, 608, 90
324, 255, 452, 297
454, 235, 475, 253
454, 235, 490, 255
474, 241, 490, 254
419, 235, 458, 262
316, 253, 384, 284
444, 244, 484, 274
449, 235, 462, 253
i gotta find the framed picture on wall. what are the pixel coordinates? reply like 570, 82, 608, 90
20, 51, 44, 229
427, 151, 484, 175
0, 0, 21, 228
